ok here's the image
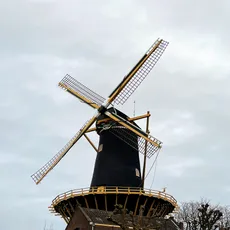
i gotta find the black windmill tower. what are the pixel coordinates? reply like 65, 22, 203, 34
32, 39, 178, 228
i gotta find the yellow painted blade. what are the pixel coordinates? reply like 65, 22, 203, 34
59, 74, 105, 109
31, 116, 97, 184
105, 111, 162, 158
108, 39, 169, 105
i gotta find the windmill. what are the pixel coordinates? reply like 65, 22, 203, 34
32, 38, 178, 229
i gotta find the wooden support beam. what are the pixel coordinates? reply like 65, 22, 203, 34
124, 194, 129, 211
94, 195, 98, 209
105, 194, 107, 211
83, 134, 98, 152
97, 112, 151, 125
143, 196, 149, 208
84, 196, 89, 209
142, 111, 150, 187
151, 208, 158, 217
147, 199, 156, 217
68, 200, 75, 213
159, 205, 166, 217
162, 206, 169, 217
59, 207, 69, 224
153, 203, 162, 217
134, 196, 140, 215
64, 203, 72, 218
85, 127, 96, 133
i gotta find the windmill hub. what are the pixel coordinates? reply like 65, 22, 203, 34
97, 105, 107, 114
96, 108, 134, 133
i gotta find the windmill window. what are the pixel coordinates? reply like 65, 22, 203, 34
135, 168, 140, 177
98, 144, 103, 152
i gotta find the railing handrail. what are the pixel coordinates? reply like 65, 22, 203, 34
51, 186, 177, 206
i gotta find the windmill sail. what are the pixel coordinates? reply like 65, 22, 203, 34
109, 126, 161, 158
59, 74, 106, 108
110, 39, 169, 105
31, 116, 97, 184
104, 110, 162, 158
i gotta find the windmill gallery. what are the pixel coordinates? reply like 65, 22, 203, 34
31, 39, 180, 230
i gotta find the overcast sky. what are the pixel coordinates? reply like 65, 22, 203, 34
1, 0, 230, 229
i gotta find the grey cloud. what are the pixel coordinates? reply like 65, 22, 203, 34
1, 0, 230, 230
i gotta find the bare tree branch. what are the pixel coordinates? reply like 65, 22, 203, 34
175, 199, 230, 230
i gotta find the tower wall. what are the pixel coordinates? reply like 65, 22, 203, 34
90, 108, 142, 188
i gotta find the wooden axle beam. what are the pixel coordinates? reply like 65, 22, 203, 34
96, 112, 151, 126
